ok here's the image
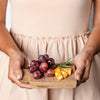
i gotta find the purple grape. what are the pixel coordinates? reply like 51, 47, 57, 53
28, 65, 38, 73
38, 55, 46, 63
44, 54, 49, 59
39, 62, 48, 72
33, 71, 42, 79
44, 69, 54, 77
49, 65, 56, 69
30, 60, 39, 67
47, 58, 55, 65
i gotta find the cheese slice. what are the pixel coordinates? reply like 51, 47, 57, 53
66, 68, 72, 75
60, 68, 72, 75
54, 67, 72, 80
61, 70, 68, 78
54, 68, 63, 80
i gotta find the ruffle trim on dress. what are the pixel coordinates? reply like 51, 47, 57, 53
10, 29, 90, 39
9, 30, 90, 62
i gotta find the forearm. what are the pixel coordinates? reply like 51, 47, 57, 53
82, 24, 100, 56
0, 23, 20, 57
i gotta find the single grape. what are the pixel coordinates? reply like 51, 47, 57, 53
30, 60, 39, 67
49, 65, 56, 69
38, 55, 46, 63
47, 58, 55, 65
44, 69, 54, 77
44, 54, 49, 59
39, 62, 48, 72
28, 65, 38, 73
33, 71, 42, 79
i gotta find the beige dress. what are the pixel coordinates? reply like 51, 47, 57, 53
0, 0, 100, 100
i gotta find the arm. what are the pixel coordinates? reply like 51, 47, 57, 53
0, 0, 30, 88
82, 0, 100, 56
74, 0, 100, 85
0, 0, 20, 56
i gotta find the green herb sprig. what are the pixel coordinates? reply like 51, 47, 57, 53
56, 58, 73, 68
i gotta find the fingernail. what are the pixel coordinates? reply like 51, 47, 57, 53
76, 75, 81, 80
17, 74, 21, 80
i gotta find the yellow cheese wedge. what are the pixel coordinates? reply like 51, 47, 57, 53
60, 68, 72, 75
66, 68, 72, 75
61, 70, 68, 78
60, 68, 68, 72
54, 68, 63, 80
54, 67, 72, 80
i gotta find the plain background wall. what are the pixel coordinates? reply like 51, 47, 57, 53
6, 0, 11, 31
6, 0, 94, 31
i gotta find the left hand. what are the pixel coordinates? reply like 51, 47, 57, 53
73, 49, 94, 86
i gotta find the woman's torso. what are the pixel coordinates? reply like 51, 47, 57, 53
10, 0, 92, 37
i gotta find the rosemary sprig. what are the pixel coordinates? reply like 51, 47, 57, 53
56, 58, 73, 68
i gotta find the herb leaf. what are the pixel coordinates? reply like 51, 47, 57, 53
56, 58, 73, 68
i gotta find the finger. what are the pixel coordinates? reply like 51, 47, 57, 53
10, 73, 31, 89
75, 67, 84, 81
78, 66, 89, 86
14, 68, 23, 80
75, 62, 85, 81
11, 80, 15, 83
23, 57, 29, 68
13, 62, 23, 80
25, 57, 29, 68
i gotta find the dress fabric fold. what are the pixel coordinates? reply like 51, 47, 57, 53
0, 31, 100, 100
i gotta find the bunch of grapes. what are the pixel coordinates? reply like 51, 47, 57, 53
28, 54, 56, 79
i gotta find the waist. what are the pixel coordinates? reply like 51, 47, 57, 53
10, 29, 90, 39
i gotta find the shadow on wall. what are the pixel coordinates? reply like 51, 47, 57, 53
89, 4, 94, 31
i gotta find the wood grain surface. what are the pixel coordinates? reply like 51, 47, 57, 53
20, 65, 77, 88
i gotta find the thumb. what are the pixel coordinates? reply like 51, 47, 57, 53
15, 68, 23, 80
16, 71, 22, 80
13, 61, 23, 80
75, 66, 84, 81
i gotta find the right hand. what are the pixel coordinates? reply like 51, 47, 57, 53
8, 50, 31, 89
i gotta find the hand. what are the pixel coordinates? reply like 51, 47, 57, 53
73, 49, 94, 86
8, 50, 31, 89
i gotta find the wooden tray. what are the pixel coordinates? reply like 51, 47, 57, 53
20, 65, 77, 88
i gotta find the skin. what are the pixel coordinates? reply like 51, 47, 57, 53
0, 0, 100, 88
0, 0, 30, 89
74, 0, 100, 85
